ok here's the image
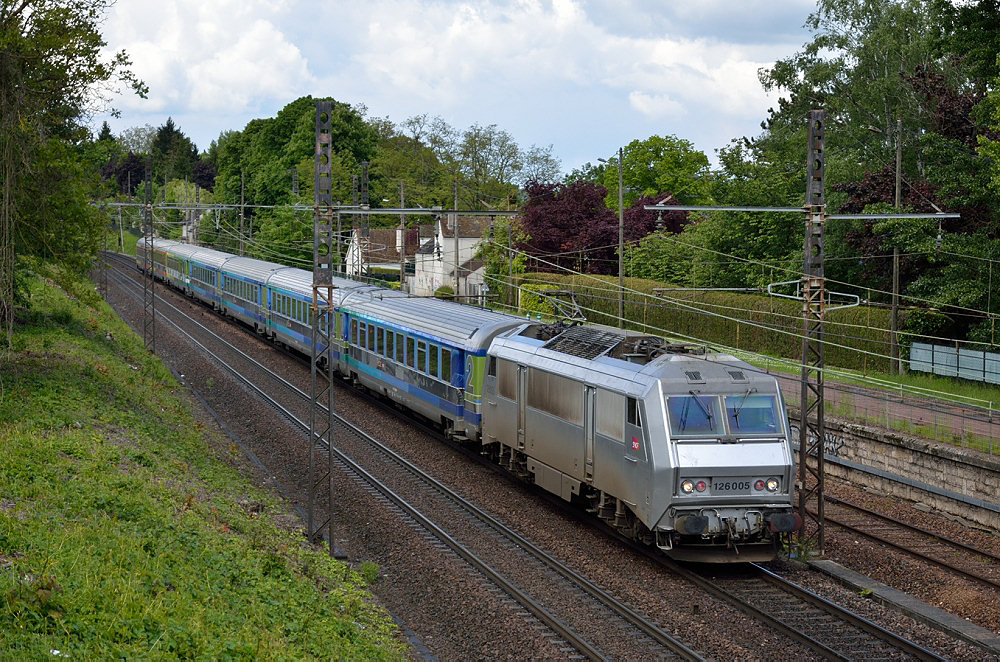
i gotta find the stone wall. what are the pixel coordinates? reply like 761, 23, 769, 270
788, 412, 1000, 533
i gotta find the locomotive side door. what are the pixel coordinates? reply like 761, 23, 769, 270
584, 386, 595, 482
517, 364, 527, 451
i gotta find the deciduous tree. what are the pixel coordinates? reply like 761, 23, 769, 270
1, 0, 144, 344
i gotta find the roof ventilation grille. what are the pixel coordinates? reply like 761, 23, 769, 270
684, 370, 703, 383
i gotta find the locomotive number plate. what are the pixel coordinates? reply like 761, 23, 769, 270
712, 480, 751, 495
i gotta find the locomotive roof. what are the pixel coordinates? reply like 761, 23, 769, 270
490, 323, 778, 395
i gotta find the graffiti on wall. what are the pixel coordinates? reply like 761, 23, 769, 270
789, 423, 846, 457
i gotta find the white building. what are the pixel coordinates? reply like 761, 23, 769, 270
409, 215, 491, 299
343, 225, 424, 286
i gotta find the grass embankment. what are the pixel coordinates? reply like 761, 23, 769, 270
0, 263, 405, 660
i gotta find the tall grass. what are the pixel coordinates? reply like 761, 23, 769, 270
0, 264, 404, 660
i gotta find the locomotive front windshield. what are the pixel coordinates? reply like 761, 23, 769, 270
667, 393, 782, 437
666, 394, 725, 436
725, 394, 782, 434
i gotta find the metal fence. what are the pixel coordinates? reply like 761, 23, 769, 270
909, 341, 1000, 384
772, 372, 998, 457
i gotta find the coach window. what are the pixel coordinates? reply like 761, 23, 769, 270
417, 341, 428, 374
377, 327, 385, 355
428, 343, 439, 378
385, 330, 394, 358
406, 337, 415, 368
395, 333, 404, 363
442, 349, 452, 383
367, 325, 375, 352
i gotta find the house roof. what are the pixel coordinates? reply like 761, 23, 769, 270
415, 237, 436, 255
440, 215, 494, 239
355, 226, 421, 264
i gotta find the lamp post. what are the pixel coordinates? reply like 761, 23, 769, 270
599, 147, 624, 327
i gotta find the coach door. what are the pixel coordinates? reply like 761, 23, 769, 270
584, 386, 595, 482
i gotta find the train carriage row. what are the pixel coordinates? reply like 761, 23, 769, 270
138, 237, 799, 562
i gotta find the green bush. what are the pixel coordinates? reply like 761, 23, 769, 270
517, 272, 895, 372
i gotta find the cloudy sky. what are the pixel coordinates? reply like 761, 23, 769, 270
95, 0, 817, 173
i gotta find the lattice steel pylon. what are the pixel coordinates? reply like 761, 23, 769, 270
798, 110, 826, 554
142, 158, 155, 354
99, 205, 109, 299
308, 101, 338, 555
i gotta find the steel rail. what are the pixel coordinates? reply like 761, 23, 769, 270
820, 495, 1000, 592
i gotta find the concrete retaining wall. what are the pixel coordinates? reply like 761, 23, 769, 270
788, 412, 1000, 533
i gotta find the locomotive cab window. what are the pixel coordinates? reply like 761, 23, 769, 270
724, 394, 781, 435
627, 396, 642, 428
666, 394, 724, 437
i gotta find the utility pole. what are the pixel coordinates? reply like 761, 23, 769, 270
142, 158, 155, 354
599, 149, 625, 327
454, 179, 460, 295
508, 219, 514, 310
239, 170, 245, 256
617, 147, 624, 328
798, 109, 827, 555
895, 118, 902, 209
309, 101, 338, 558
891, 247, 900, 374
399, 180, 406, 290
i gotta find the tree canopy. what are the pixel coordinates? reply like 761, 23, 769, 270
1, 0, 144, 344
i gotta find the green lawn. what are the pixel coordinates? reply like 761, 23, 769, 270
0, 263, 405, 660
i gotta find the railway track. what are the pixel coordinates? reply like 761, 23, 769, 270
681, 561, 944, 660
820, 494, 1000, 593
106, 255, 702, 661
105, 252, 969, 659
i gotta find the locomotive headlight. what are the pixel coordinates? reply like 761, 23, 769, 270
766, 478, 780, 492
681, 480, 695, 494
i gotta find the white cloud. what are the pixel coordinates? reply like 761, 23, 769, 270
187, 20, 311, 111
96, 0, 812, 169
104, 0, 307, 113
628, 91, 684, 118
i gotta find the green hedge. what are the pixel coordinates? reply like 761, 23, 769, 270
517, 273, 896, 373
